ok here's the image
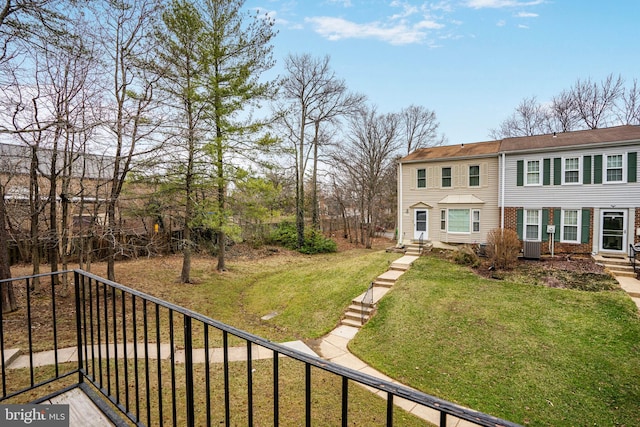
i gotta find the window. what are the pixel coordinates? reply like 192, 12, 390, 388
417, 168, 426, 188
526, 160, 540, 185
561, 209, 580, 243
440, 210, 446, 231
563, 157, 580, 184
448, 209, 470, 233
442, 167, 452, 187
472, 210, 480, 232
525, 209, 541, 241
606, 154, 623, 182
469, 165, 480, 187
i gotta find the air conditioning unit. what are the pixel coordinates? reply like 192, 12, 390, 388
523, 240, 541, 259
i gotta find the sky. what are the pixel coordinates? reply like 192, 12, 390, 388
246, 0, 640, 145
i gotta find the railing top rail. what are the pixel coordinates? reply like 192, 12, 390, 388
0, 270, 74, 285
72, 269, 520, 426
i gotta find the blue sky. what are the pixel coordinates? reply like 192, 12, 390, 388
247, 0, 640, 145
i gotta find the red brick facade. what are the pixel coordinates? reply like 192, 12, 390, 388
503, 207, 593, 255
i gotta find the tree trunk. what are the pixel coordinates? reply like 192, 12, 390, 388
29, 146, 40, 290
0, 186, 17, 313
106, 201, 116, 281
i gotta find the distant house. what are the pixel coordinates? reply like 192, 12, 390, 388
397, 125, 640, 257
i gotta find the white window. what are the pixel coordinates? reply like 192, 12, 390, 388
605, 154, 624, 183
417, 168, 426, 188
526, 160, 540, 185
442, 167, 452, 187
525, 209, 541, 241
561, 209, 580, 243
563, 157, 580, 184
448, 209, 470, 233
440, 209, 446, 231
472, 210, 480, 232
469, 165, 480, 187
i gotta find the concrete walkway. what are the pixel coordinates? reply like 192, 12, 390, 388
616, 275, 640, 310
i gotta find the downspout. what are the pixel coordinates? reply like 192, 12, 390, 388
500, 152, 505, 228
397, 161, 403, 246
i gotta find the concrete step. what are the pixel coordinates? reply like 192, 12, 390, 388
340, 318, 363, 328
344, 311, 369, 324
373, 279, 394, 288
347, 304, 374, 316
3, 348, 21, 367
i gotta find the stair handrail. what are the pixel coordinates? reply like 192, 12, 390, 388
630, 243, 640, 276
361, 281, 375, 325
418, 231, 424, 253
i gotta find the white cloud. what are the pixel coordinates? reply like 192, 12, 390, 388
305, 16, 430, 45
389, 1, 419, 20
518, 24, 530, 29
516, 12, 539, 17
465, 0, 544, 9
327, 0, 353, 7
496, 19, 506, 26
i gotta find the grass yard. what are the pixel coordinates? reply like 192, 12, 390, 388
349, 255, 640, 426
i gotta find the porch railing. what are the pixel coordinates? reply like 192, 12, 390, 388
0, 270, 522, 427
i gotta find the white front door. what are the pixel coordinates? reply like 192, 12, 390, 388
414, 210, 428, 240
600, 210, 627, 252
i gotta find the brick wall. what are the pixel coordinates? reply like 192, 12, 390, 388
502, 206, 593, 255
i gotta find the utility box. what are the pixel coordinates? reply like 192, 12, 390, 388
523, 240, 541, 259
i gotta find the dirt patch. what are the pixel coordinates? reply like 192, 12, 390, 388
475, 255, 620, 292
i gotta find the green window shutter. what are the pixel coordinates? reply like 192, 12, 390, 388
628, 152, 637, 183
543, 158, 551, 185
517, 160, 524, 186
516, 209, 523, 239
581, 209, 591, 244
542, 209, 550, 241
553, 158, 562, 185
583, 155, 592, 184
553, 209, 561, 242
594, 155, 603, 184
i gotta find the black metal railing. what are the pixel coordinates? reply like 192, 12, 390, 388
360, 281, 375, 325
630, 243, 640, 276
0, 270, 522, 427
418, 232, 425, 254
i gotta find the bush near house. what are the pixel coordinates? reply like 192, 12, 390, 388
486, 228, 521, 269
267, 222, 337, 254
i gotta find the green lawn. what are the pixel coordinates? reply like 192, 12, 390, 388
348, 256, 640, 426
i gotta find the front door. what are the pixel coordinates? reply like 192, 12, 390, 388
414, 210, 428, 240
600, 210, 627, 252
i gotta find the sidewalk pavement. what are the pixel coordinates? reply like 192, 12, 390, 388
615, 275, 640, 310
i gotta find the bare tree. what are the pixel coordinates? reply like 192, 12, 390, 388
279, 53, 362, 245
331, 106, 401, 248
489, 96, 551, 139
617, 78, 640, 125
400, 104, 443, 154
549, 89, 580, 133
92, 0, 162, 282
570, 73, 623, 129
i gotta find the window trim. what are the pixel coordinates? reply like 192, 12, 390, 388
472, 209, 480, 233
417, 168, 426, 188
524, 209, 542, 241
440, 209, 446, 231
604, 153, 626, 184
469, 165, 480, 187
442, 167, 452, 188
560, 209, 581, 243
447, 208, 470, 234
562, 156, 581, 185
525, 159, 542, 186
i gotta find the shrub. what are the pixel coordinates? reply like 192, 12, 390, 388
454, 245, 480, 267
486, 228, 521, 270
268, 222, 337, 254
